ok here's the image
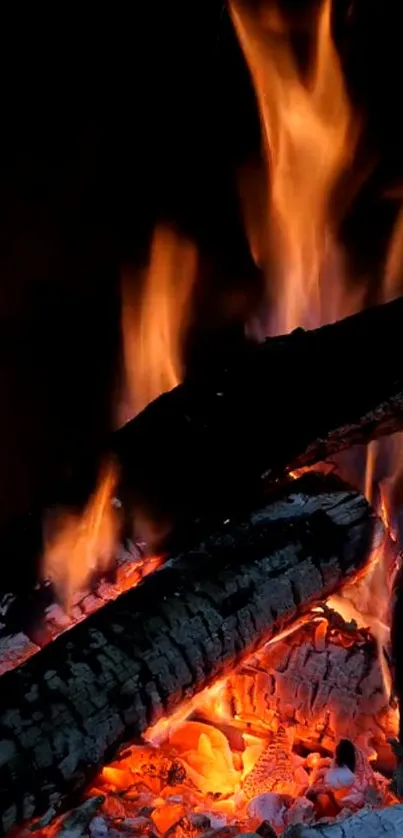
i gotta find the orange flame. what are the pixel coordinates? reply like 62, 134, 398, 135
358, 195, 403, 562
364, 441, 378, 506
230, 0, 359, 336
119, 224, 197, 422
230, 0, 401, 710
384, 202, 403, 300
370, 196, 403, 533
369, 205, 403, 539
42, 460, 119, 610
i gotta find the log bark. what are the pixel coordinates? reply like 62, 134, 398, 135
0, 473, 378, 834
282, 804, 403, 836
112, 296, 403, 550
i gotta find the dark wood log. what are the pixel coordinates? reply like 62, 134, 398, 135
112, 295, 403, 551
0, 473, 378, 834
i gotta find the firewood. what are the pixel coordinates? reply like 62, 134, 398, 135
282, 803, 403, 836
0, 473, 378, 834
112, 296, 403, 550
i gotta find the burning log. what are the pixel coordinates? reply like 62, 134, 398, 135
113, 296, 403, 550
282, 804, 403, 837
0, 473, 378, 834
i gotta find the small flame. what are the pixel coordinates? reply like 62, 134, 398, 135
42, 460, 119, 610
364, 441, 377, 506
119, 224, 197, 422
230, 0, 359, 336
384, 202, 403, 300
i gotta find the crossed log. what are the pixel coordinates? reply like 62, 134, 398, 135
113, 296, 403, 550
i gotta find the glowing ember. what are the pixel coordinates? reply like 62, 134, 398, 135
241, 726, 298, 800
74, 601, 399, 837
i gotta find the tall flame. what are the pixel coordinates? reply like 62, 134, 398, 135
42, 460, 119, 610
229, 0, 402, 710
119, 224, 197, 422
230, 0, 359, 335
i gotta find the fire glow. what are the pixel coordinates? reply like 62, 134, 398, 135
120, 224, 197, 421
42, 460, 120, 611
28, 0, 403, 835
83, 485, 399, 833
230, 0, 359, 336
85, 594, 399, 836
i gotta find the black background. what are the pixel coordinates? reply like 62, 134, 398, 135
0, 0, 401, 538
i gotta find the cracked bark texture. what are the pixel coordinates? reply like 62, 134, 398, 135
113, 296, 403, 551
0, 472, 378, 834
218, 612, 397, 764
283, 803, 403, 836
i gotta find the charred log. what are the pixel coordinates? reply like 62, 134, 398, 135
0, 473, 378, 834
112, 296, 403, 550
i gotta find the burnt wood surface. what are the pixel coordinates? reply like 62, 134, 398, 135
113, 296, 403, 551
0, 473, 378, 834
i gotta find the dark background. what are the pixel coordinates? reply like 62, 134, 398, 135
0, 0, 401, 538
